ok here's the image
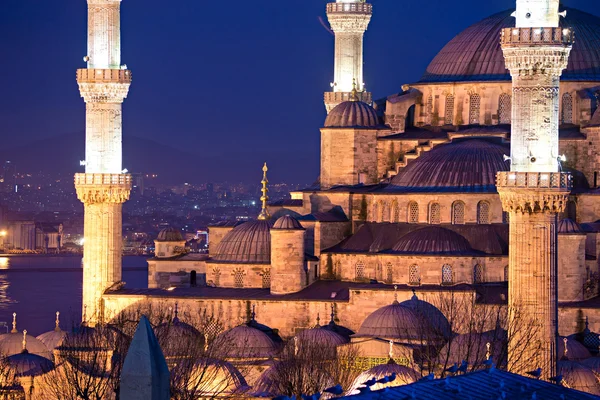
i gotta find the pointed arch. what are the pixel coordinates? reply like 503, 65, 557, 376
473, 264, 484, 283
408, 201, 419, 224
429, 202, 441, 224
444, 94, 454, 125
477, 201, 490, 224
469, 93, 481, 124
442, 264, 453, 285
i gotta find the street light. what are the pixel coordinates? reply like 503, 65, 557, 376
0, 231, 6, 237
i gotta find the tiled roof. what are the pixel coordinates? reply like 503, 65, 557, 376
420, 7, 600, 83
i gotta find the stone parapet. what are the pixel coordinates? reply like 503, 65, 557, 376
324, 91, 372, 113
500, 27, 573, 47
77, 69, 131, 103
75, 173, 132, 205
496, 172, 571, 213
327, 2, 372, 15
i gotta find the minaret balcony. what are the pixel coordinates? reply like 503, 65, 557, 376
500, 27, 574, 47
77, 69, 132, 85
496, 171, 572, 190
326, 2, 372, 15
75, 173, 132, 187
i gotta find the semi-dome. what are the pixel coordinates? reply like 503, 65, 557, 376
212, 325, 278, 359
400, 293, 452, 338
347, 360, 420, 395
212, 220, 272, 263
392, 226, 472, 254
156, 227, 183, 242
324, 100, 379, 128
272, 215, 304, 230
559, 218, 585, 235
420, 7, 600, 83
389, 138, 509, 192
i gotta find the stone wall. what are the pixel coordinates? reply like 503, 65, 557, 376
270, 229, 306, 294
208, 226, 235, 253
205, 262, 270, 289
148, 259, 206, 289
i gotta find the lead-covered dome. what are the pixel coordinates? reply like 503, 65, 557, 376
212, 325, 278, 358
559, 218, 585, 235
420, 7, 600, 83
156, 227, 183, 242
212, 220, 272, 263
324, 101, 379, 128
389, 138, 509, 192
272, 215, 304, 230
392, 226, 472, 254
347, 361, 420, 395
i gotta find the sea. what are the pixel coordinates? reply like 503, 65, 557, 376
0, 255, 148, 336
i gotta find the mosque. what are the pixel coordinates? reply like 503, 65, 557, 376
5, 0, 600, 398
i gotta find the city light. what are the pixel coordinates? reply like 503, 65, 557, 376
0, 231, 6, 237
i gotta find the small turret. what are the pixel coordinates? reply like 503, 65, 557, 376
270, 216, 306, 295
154, 227, 186, 258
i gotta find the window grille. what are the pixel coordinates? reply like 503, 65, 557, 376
469, 94, 481, 124
386, 263, 393, 284
426, 95, 433, 125
562, 93, 573, 124
380, 201, 387, 222
452, 201, 465, 224
504, 265, 509, 281
409, 265, 420, 285
376, 263, 383, 281
233, 269, 244, 288
429, 202, 441, 224
372, 202, 379, 222
499, 94, 511, 124
473, 264, 484, 283
408, 202, 419, 224
262, 269, 271, 288
444, 94, 454, 125
356, 261, 365, 280
392, 202, 400, 222
477, 201, 490, 224
442, 265, 453, 285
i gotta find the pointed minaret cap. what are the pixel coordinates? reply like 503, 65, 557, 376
11, 313, 17, 334
120, 315, 170, 400
55, 311, 61, 332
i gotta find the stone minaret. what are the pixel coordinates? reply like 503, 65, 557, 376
496, 0, 572, 379
324, 0, 372, 113
75, 0, 132, 326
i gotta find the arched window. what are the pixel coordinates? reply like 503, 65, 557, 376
409, 265, 420, 285
262, 269, 271, 288
386, 262, 393, 284
425, 95, 433, 125
372, 202, 379, 222
473, 264, 484, 283
499, 94, 511, 124
213, 268, 221, 286
504, 265, 509, 282
376, 263, 383, 281
477, 201, 490, 224
355, 261, 365, 280
469, 94, 481, 124
444, 94, 454, 125
233, 269, 244, 288
408, 202, 419, 224
562, 92, 573, 124
392, 201, 400, 222
429, 202, 441, 224
190, 270, 197, 287
442, 264, 453, 285
452, 201, 465, 224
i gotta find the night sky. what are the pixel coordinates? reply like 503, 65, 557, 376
0, 0, 597, 184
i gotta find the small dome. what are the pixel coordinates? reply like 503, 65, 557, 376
389, 138, 509, 192
0, 333, 52, 360
348, 361, 420, 395
439, 328, 507, 366
212, 220, 272, 263
400, 293, 452, 338
272, 215, 304, 230
324, 101, 379, 128
155, 317, 202, 359
558, 360, 600, 395
356, 301, 437, 341
36, 330, 67, 352
321, 317, 355, 341
156, 227, 183, 242
559, 219, 585, 235
392, 226, 472, 254
212, 325, 278, 358
188, 359, 248, 396
582, 357, 600, 373
559, 337, 592, 361
295, 326, 348, 348
6, 351, 54, 377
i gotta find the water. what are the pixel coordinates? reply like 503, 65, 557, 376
0, 255, 148, 336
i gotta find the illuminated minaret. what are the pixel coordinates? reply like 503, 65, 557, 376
75, 0, 132, 326
496, 0, 572, 378
324, 0, 372, 113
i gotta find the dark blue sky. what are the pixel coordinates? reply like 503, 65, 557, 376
0, 0, 597, 183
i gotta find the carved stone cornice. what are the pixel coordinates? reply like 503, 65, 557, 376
77, 69, 131, 103
496, 171, 571, 214
327, 14, 371, 34
75, 173, 131, 205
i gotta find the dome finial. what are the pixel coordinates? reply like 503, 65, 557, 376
11, 313, 17, 333
204, 332, 209, 352
563, 337, 569, 359
393, 285, 399, 304
257, 163, 271, 220
55, 311, 61, 332
315, 313, 321, 328
330, 303, 335, 325
411, 288, 417, 300
486, 342, 491, 360
173, 302, 180, 324
22, 330, 27, 352
294, 336, 299, 356
389, 340, 394, 359
350, 78, 359, 101
82, 305, 87, 326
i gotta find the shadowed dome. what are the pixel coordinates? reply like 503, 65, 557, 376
6, 351, 54, 377
392, 226, 472, 254
389, 139, 509, 192
212, 220, 272, 263
156, 227, 183, 242
400, 293, 451, 338
155, 316, 202, 359
347, 361, 421, 395
272, 215, 304, 230
188, 359, 249, 396
558, 360, 600, 395
559, 337, 592, 361
37, 329, 67, 352
212, 325, 278, 359
0, 333, 52, 360
324, 100, 379, 128
439, 328, 507, 367
295, 326, 348, 348
420, 7, 600, 83
559, 219, 585, 235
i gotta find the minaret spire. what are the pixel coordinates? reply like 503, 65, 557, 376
75, 0, 132, 326
257, 163, 270, 220
324, 0, 373, 112
514, 0, 561, 28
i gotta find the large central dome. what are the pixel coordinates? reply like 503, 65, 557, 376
419, 7, 600, 83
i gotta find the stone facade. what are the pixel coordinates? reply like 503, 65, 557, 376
270, 229, 306, 295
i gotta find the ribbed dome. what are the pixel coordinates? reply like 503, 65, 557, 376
357, 301, 437, 341
559, 337, 592, 361
37, 329, 67, 352
0, 332, 52, 360
295, 326, 348, 348
392, 226, 472, 254
272, 215, 304, 230
348, 361, 421, 395
324, 101, 379, 128
557, 360, 600, 395
188, 359, 249, 396
390, 139, 509, 191
420, 7, 600, 83
440, 328, 507, 366
400, 294, 451, 338
212, 325, 278, 358
559, 218, 585, 235
156, 227, 183, 242
6, 351, 54, 377
155, 318, 202, 359
212, 220, 272, 263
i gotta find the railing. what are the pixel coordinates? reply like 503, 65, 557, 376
496, 171, 572, 189
77, 69, 132, 84
500, 27, 573, 46
324, 91, 372, 104
327, 2, 372, 14
75, 173, 132, 186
